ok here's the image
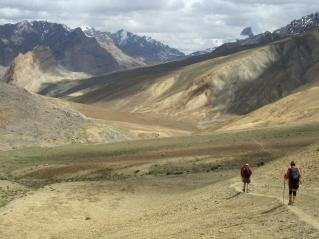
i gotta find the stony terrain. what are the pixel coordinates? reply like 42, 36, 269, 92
0, 82, 187, 150
0, 125, 318, 238
1, 14, 319, 239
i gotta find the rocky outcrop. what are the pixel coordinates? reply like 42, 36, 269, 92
241, 27, 254, 38
4, 46, 90, 92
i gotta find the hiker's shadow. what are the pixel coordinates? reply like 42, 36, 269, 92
225, 192, 241, 200
261, 204, 284, 214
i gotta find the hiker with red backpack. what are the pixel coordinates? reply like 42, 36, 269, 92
241, 163, 252, 192
284, 161, 302, 205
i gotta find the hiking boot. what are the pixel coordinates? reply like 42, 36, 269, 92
288, 201, 293, 206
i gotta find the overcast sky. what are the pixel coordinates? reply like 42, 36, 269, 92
0, 0, 318, 53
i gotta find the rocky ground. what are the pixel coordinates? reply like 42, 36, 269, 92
0, 128, 318, 238
0, 82, 189, 150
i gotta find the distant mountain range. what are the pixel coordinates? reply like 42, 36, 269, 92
188, 48, 216, 57
41, 27, 319, 131
211, 12, 319, 57
1, 11, 319, 78
84, 27, 185, 64
0, 21, 120, 75
274, 12, 319, 36
2, 11, 319, 149
0, 21, 185, 76
188, 12, 319, 58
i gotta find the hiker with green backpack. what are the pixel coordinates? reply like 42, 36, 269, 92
284, 161, 302, 205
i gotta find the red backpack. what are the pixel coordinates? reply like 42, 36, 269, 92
243, 166, 252, 178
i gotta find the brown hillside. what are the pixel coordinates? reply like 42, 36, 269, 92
4, 46, 90, 93
40, 30, 319, 129
0, 82, 188, 150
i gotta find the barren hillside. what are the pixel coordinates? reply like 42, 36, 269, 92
217, 82, 319, 131
0, 82, 188, 150
39, 30, 319, 129
95, 36, 146, 68
4, 46, 90, 92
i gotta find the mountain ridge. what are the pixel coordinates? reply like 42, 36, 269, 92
209, 11, 319, 59
39, 29, 319, 130
84, 27, 185, 64
0, 20, 185, 76
0, 21, 120, 74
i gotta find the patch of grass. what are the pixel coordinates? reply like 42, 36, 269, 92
0, 123, 317, 165
0, 187, 28, 207
148, 151, 275, 176
0, 122, 318, 189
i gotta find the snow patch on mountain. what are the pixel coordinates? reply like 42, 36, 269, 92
274, 12, 319, 36
83, 27, 185, 64
14, 20, 34, 34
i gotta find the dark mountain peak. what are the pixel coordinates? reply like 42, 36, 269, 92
83, 26, 111, 39
0, 21, 119, 74
14, 20, 34, 34
84, 26, 185, 64
0, 20, 184, 74
31, 20, 71, 32
110, 29, 185, 64
8, 20, 71, 37
241, 27, 254, 38
112, 29, 134, 46
70, 27, 86, 38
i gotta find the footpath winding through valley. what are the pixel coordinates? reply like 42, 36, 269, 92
230, 180, 319, 231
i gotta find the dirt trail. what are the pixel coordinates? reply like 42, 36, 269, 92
0, 173, 318, 238
1, 137, 319, 238
230, 180, 319, 231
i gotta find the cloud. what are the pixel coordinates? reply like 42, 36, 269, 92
0, 0, 318, 53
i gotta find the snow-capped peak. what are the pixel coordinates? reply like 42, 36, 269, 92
274, 11, 319, 36
82, 26, 96, 37
82, 26, 111, 39
14, 20, 34, 34
144, 36, 158, 45
62, 24, 71, 32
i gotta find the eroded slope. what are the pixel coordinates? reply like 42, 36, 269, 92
40, 30, 319, 129
4, 46, 90, 93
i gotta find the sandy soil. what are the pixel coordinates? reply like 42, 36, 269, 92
0, 140, 318, 238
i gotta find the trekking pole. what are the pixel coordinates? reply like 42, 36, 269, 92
282, 180, 286, 204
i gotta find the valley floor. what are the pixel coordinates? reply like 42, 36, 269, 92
0, 125, 318, 238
